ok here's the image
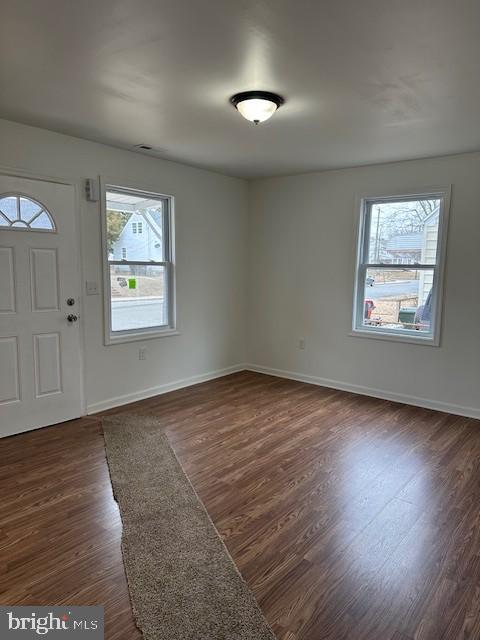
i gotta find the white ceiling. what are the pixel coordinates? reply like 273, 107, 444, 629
2, 0, 480, 178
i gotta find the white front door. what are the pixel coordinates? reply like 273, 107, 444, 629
0, 174, 83, 437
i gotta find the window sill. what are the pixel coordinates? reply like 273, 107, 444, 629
349, 328, 439, 347
105, 328, 180, 346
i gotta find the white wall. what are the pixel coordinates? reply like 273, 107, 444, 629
248, 154, 480, 418
2, 117, 479, 419
0, 119, 248, 412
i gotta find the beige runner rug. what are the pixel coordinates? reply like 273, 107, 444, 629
102, 414, 276, 640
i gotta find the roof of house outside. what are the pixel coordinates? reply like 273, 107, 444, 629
115, 210, 163, 242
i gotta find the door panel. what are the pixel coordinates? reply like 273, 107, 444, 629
30, 248, 59, 311
33, 333, 62, 397
0, 175, 82, 437
0, 337, 20, 404
0, 247, 16, 313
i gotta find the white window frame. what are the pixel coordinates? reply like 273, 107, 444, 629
101, 181, 177, 345
351, 187, 451, 346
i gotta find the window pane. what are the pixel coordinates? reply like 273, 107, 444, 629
0, 196, 17, 221
363, 268, 435, 333
106, 190, 165, 262
366, 199, 440, 265
110, 264, 168, 332
0, 195, 55, 230
30, 211, 54, 230
19, 197, 42, 222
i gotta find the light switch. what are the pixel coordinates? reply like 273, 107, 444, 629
86, 281, 99, 295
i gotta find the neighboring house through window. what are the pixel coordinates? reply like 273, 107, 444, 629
352, 190, 450, 345
102, 185, 176, 344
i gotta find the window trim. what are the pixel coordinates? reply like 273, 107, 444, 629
351, 187, 451, 346
100, 179, 177, 345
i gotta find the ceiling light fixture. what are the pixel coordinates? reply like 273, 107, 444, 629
230, 91, 284, 125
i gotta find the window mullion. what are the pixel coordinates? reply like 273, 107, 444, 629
108, 260, 168, 266
364, 263, 436, 270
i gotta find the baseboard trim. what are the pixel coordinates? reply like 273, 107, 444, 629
87, 364, 247, 414
87, 361, 480, 421
245, 363, 480, 421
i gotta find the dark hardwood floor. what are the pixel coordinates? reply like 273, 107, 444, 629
1, 371, 480, 640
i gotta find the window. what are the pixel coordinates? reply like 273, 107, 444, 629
352, 190, 449, 345
0, 194, 56, 231
102, 185, 176, 344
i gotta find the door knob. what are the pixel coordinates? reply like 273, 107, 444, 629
67, 314, 78, 323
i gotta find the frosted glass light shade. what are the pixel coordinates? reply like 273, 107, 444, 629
230, 91, 284, 124
236, 98, 278, 123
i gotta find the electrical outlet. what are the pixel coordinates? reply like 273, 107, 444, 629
139, 347, 147, 360
298, 338, 306, 350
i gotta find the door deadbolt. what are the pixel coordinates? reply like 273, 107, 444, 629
66, 298, 75, 306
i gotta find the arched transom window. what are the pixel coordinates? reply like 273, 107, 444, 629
0, 194, 56, 231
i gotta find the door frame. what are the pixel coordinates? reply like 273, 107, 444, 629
0, 163, 87, 419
